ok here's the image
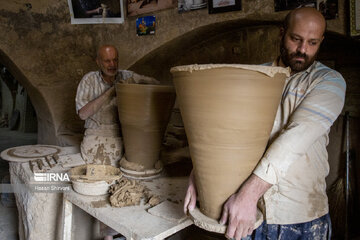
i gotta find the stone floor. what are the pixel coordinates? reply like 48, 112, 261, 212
0, 128, 37, 240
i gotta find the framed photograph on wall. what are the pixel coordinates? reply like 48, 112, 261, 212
178, 0, 207, 12
274, 0, 316, 12
350, 0, 360, 36
208, 0, 241, 14
318, 0, 338, 20
67, 0, 124, 24
127, 0, 177, 17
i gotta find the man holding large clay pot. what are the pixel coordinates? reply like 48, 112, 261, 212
184, 7, 346, 240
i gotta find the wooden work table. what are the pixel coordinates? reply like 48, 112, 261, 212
63, 176, 193, 240
1, 144, 193, 240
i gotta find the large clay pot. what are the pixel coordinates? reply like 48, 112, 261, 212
171, 64, 289, 220
115, 83, 176, 170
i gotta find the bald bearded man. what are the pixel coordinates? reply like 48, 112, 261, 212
76, 45, 159, 167
184, 7, 346, 240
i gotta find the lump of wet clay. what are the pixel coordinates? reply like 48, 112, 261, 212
109, 178, 161, 207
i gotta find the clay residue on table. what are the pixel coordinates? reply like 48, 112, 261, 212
91, 199, 108, 208
69, 164, 121, 183
109, 178, 161, 207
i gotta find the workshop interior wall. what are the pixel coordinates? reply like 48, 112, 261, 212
0, 0, 359, 237
0, 0, 347, 145
0, 0, 358, 187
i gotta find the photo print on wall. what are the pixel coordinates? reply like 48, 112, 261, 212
128, 0, 176, 16
136, 16, 156, 36
208, 0, 241, 14
178, 0, 207, 12
274, 0, 338, 20
68, 0, 125, 24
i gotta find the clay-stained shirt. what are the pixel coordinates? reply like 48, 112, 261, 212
253, 60, 346, 224
75, 70, 134, 130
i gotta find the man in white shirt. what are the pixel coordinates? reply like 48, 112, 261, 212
184, 7, 345, 240
76, 45, 158, 167
76, 45, 158, 240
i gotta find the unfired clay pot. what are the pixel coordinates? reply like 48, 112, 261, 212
115, 83, 176, 170
171, 64, 289, 220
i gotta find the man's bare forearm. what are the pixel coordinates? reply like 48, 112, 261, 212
237, 174, 272, 202
78, 86, 115, 120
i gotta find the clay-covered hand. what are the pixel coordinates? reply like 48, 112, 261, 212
133, 74, 160, 85
219, 191, 257, 240
219, 174, 271, 240
78, 86, 116, 120
183, 170, 197, 214
106, 85, 116, 98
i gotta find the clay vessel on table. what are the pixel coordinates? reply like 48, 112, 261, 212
115, 83, 176, 170
171, 64, 289, 220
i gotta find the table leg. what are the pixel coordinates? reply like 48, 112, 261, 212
62, 197, 73, 240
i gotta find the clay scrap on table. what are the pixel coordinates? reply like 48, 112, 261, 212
109, 178, 161, 207
69, 164, 122, 184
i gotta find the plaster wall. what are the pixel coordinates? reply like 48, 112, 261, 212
0, 77, 13, 119
14, 85, 27, 131
0, 0, 348, 144
13, 85, 37, 133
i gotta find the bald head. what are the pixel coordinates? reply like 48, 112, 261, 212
284, 7, 326, 37
96, 45, 119, 79
97, 45, 118, 59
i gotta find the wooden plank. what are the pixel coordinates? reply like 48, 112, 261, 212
147, 200, 188, 223
64, 176, 193, 240
62, 197, 73, 240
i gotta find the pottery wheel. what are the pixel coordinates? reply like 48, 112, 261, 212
1, 145, 62, 162
189, 207, 263, 234
120, 157, 162, 180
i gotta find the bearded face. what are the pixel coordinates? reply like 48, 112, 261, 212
97, 47, 119, 79
280, 36, 319, 73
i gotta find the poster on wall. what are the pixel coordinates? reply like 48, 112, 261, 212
318, 0, 338, 19
208, 0, 241, 14
350, 0, 360, 36
136, 16, 156, 36
67, 0, 125, 24
178, 0, 207, 12
127, 0, 177, 17
274, 0, 316, 12
274, 0, 338, 19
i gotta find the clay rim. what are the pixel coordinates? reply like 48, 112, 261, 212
71, 180, 114, 196
115, 83, 175, 91
189, 207, 263, 234
170, 64, 290, 77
